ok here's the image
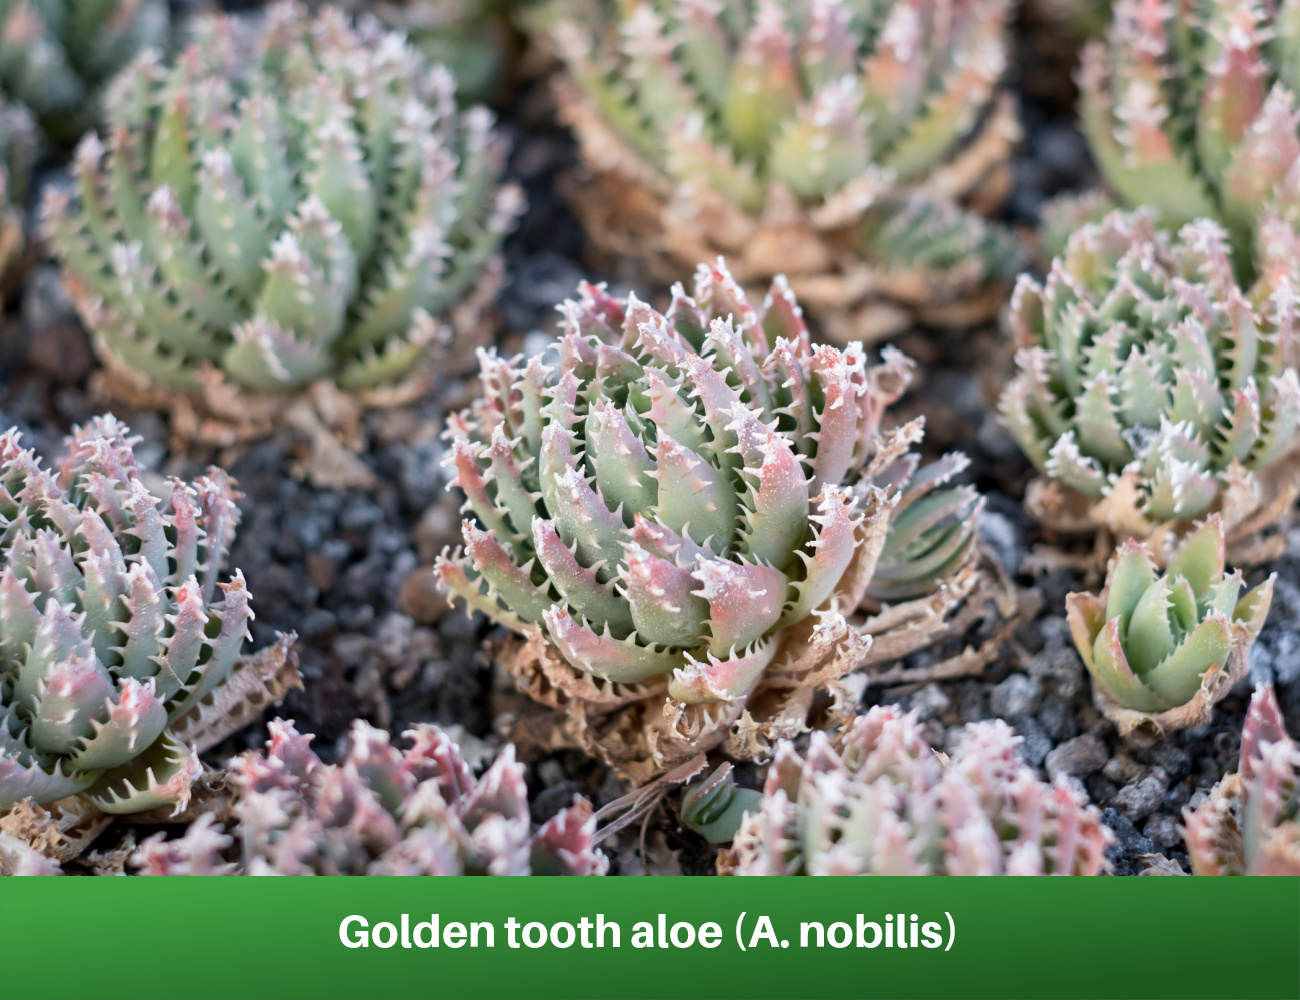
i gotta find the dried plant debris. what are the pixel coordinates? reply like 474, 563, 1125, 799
1066, 516, 1272, 740
42, 1, 523, 444
549, 0, 1022, 340
131, 718, 608, 875
1000, 209, 1300, 563
437, 260, 989, 782
0, 416, 299, 824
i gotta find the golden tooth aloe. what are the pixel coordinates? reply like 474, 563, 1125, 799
549, 0, 1022, 340
0, 416, 298, 816
1066, 515, 1272, 738
436, 260, 984, 780
41, 2, 523, 438
724, 705, 1113, 874
1000, 209, 1300, 559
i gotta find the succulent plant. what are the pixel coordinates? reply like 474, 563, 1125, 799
0, 0, 167, 145
133, 718, 609, 875
436, 260, 984, 779
1079, 0, 1300, 267
1000, 209, 1300, 557
1066, 515, 1272, 737
0, 95, 35, 286
0, 416, 299, 815
550, 0, 1021, 339
1183, 683, 1300, 875
42, 2, 523, 426
724, 704, 1112, 874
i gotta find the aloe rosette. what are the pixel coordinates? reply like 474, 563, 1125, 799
0, 0, 167, 145
1000, 209, 1300, 560
133, 718, 609, 875
436, 261, 984, 779
1066, 515, 1272, 738
1182, 683, 1300, 875
724, 704, 1112, 874
0, 416, 298, 816
1079, 0, 1300, 266
42, 2, 522, 438
549, 0, 1021, 341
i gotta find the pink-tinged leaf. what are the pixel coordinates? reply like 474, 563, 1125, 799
484, 425, 540, 557
114, 561, 166, 684
14, 601, 91, 716
760, 276, 812, 357
626, 513, 711, 567
445, 437, 513, 543
706, 316, 773, 416
0, 754, 94, 809
347, 719, 416, 816
168, 570, 253, 719
1240, 684, 1289, 780
734, 416, 810, 572
765, 336, 816, 453
435, 550, 529, 632
808, 345, 862, 494
780, 486, 863, 625
158, 577, 209, 701
586, 398, 657, 518
67, 675, 168, 771
532, 517, 632, 635
619, 540, 709, 647
680, 353, 745, 474
649, 433, 739, 552
194, 469, 241, 603
667, 638, 778, 703
543, 605, 684, 684
539, 424, 627, 581
1065, 590, 1108, 674
460, 521, 552, 625
167, 479, 200, 587
691, 554, 787, 656
0, 568, 39, 659
531, 796, 608, 875
763, 741, 805, 800
642, 367, 712, 455
30, 655, 115, 755
403, 724, 474, 805
1241, 739, 1299, 866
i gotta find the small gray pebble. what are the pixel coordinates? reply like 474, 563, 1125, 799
1111, 771, 1168, 823
1045, 734, 1108, 780
990, 673, 1042, 718
908, 684, 951, 723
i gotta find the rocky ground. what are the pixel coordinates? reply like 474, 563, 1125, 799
2, 8, 1297, 876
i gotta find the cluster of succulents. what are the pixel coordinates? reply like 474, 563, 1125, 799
550, 0, 1022, 340
43, 1, 522, 426
1078, 0, 1300, 267
0, 95, 34, 287
0, 0, 167, 144
132, 718, 608, 875
436, 261, 984, 778
719, 704, 1112, 874
1067, 515, 1272, 737
1183, 684, 1300, 875
0, 416, 298, 815
1000, 209, 1300, 558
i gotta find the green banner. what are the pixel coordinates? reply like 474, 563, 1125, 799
2, 878, 1297, 1000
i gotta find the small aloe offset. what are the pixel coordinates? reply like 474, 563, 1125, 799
134, 718, 609, 875
1066, 516, 1272, 737
43, 1, 522, 409
724, 705, 1112, 874
1079, 0, 1300, 264
551, 0, 1021, 335
1000, 209, 1300, 554
0, 0, 167, 144
0, 417, 295, 815
1182, 684, 1300, 875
